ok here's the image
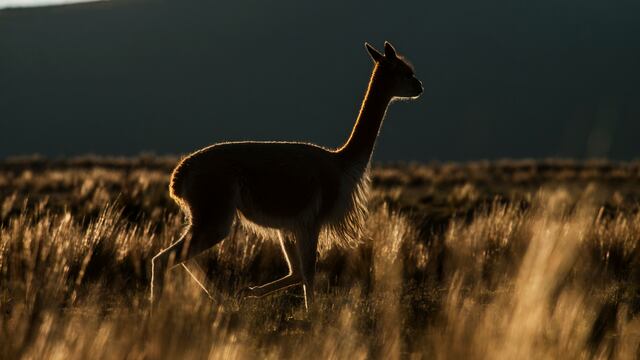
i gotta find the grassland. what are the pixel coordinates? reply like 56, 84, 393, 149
2, 156, 640, 359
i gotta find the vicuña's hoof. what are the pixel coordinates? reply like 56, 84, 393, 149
236, 286, 259, 299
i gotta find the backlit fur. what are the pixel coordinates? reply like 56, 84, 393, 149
152, 41, 422, 310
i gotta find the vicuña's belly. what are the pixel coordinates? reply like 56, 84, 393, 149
235, 201, 321, 240
237, 190, 321, 230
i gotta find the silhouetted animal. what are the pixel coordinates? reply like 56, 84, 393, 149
151, 41, 423, 310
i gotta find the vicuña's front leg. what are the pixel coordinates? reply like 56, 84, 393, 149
242, 273, 302, 298
297, 229, 318, 311
241, 232, 302, 298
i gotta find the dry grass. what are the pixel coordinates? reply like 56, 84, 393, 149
1, 156, 640, 359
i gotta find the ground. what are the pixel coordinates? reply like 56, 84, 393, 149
1, 156, 640, 358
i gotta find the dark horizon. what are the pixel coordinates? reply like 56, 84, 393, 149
1, 0, 639, 161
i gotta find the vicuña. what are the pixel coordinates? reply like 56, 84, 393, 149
151, 41, 423, 310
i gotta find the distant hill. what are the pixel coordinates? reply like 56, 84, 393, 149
1, 0, 639, 160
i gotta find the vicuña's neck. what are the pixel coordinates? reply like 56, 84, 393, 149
337, 64, 393, 166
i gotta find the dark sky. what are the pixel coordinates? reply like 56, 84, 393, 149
1, 0, 639, 161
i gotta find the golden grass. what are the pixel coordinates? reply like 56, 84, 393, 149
1, 157, 640, 359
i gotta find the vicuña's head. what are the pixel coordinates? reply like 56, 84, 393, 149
365, 41, 423, 99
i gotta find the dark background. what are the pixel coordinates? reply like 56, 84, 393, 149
1, 0, 639, 162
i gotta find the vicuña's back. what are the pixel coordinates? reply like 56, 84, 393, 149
151, 41, 423, 311
171, 141, 365, 251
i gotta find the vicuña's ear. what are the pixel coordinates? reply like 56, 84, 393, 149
384, 41, 397, 59
365, 43, 385, 63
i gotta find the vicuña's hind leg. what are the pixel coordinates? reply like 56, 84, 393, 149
181, 257, 216, 301
242, 232, 302, 298
151, 231, 190, 306
152, 186, 236, 308
151, 219, 232, 307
